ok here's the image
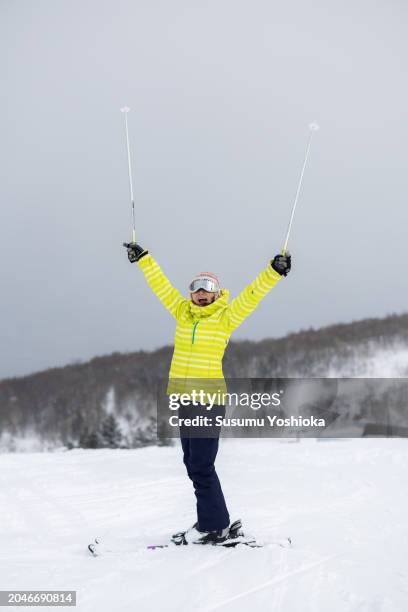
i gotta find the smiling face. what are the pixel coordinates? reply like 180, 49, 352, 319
191, 289, 218, 307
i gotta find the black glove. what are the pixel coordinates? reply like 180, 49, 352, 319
123, 242, 148, 263
271, 252, 291, 277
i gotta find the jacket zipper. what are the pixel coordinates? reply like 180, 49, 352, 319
192, 321, 199, 344
184, 321, 199, 382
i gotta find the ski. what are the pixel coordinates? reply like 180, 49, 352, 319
88, 537, 264, 555
149, 536, 264, 550
88, 541, 99, 557
147, 541, 261, 550
88, 519, 291, 556
167, 518, 291, 550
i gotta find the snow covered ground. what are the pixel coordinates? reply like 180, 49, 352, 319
1, 439, 407, 611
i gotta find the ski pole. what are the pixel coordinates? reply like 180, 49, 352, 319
120, 107, 137, 244
282, 122, 319, 255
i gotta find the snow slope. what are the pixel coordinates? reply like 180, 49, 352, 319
1, 439, 407, 611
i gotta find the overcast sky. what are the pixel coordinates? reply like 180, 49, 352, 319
1, 0, 407, 380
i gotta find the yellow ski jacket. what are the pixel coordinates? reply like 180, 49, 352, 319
138, 254, 282, 395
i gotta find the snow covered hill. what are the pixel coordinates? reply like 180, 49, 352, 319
1, 439, 407, 611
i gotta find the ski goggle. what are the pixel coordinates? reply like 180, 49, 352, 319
189, 277, 220, 293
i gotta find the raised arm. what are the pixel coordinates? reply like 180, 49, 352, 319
124, 243, 186, 319
226, 254, 291, 332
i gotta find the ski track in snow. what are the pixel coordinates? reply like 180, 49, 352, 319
205, 552, 340, 611
1, 440, 407, 611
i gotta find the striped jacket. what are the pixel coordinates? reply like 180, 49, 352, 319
138, 255, 282, 394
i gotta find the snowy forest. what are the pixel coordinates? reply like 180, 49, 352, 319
1, 312, 408, 451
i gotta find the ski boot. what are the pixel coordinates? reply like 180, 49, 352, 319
171, 522, 229, 546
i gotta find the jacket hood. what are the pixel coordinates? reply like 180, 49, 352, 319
188, 288, 230, 319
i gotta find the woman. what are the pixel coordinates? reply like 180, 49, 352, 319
125, 241, 291, 544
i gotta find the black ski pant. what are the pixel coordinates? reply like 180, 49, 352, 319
180, 403, 230, 532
